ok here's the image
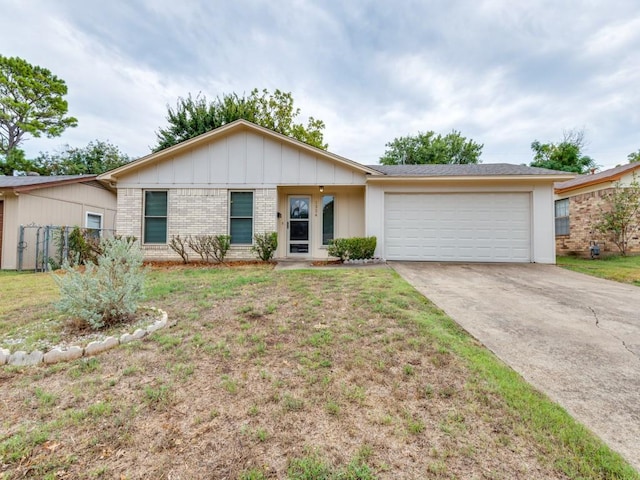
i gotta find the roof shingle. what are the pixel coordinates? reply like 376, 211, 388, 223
0, 175, 96, 189
366, 163, 573, 176
554, 162, 640, 192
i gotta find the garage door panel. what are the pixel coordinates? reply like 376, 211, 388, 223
384, 193, 531, 262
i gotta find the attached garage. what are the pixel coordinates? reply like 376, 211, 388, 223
365, 164, 575, 264
384, 192, 531, 262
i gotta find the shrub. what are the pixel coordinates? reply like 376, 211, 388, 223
54, 237, 145, 330
211, 234, 231, 263
187, 235, 213, 262
327, 238, 349, 262
251, 232, 278, 261
68, 226, 102, 265
327, 236, 376, 262
169, 235, 190, 264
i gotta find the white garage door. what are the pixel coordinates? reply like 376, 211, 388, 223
385, 193, 531, 262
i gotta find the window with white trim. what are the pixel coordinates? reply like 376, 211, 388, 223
555, 198, 569, 236
144, 191, 168, 244
229, 191, 253, 244
86, 212, 103, 239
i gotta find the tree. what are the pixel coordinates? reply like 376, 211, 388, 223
154, 89, 327, 152
593, 176, 640, 256
34, 140, 131, 175
627, 150, 640, 163
379, 130, 483, 165
0, 55, 77, 156
0, 148, 37, 175
529, 129, 596, 173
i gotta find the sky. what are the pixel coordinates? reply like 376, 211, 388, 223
1, 0, 639, 169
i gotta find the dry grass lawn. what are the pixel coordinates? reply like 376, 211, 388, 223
0, 265, 637, 479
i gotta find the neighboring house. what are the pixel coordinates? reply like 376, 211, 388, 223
554, 162, 640, 256
0, 175, 117, 270
98, 120, 573, 264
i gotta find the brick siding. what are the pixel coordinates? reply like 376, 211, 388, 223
117, 188, 277, 261
556, 188, 640, 256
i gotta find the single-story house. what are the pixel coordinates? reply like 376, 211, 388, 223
554, 162, 640, 256
98, 120, 573, 264
0, 175, 117, 270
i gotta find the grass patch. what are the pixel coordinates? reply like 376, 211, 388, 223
0, 265, 636, 478
557, 254, 640, 285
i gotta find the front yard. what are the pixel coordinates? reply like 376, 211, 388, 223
0, 266, 637, 479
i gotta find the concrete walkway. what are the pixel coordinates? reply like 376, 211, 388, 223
391, 262, 640, 471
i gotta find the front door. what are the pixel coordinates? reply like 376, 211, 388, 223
288, 196, 310, 255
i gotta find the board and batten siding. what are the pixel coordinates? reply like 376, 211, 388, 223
116, 130, 368, 188
114, 128, 369, 261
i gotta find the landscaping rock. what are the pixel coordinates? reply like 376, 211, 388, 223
43, 346, 83, 364
146, 322, 162, 334
85, 336, 119, 356
132, 328, 146, 340
9, 350, 44, 366
119, 333, 136, 344
0, 348, 10, 365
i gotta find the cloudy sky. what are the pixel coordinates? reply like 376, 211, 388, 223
2, 0, 639, 169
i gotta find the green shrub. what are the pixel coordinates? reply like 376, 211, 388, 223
211, 234, 231, 263
328, 236, 376, 262
251, 232, 278, 261
68, 226, 102, 265
327, 238, 349, 262
54, 237, 145, 330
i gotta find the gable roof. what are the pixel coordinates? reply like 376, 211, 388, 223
554, 162, 640, 194
98, 119, 381, 182
0, 174, 98, 193
366, 163, 575, 182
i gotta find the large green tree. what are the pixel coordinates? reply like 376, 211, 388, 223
379, 130, 483, 165
0, 148, 36, 175
529, 129, 596, 173
154, 89, 327, 152
34, 140, 131, 175
627, 149, 640, 163
0, 55, 77, 157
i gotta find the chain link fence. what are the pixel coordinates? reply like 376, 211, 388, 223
17, 224, 115, 271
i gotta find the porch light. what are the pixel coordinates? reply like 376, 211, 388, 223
319, 185, 324, 193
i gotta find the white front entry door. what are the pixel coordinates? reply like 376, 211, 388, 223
288, 196, 310, 255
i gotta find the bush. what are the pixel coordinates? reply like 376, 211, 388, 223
327, 238, 349, 262
211, 235, 231, 263
169, 235, 190, 264
251, 232, 278, 261
187, 235, 213, 262
54, 237, 145, 330
327, 236, 376, 262
68, 226, 102, 265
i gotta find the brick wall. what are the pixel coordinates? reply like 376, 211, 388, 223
117, 188, 277, 261
556, 188, 640, 256
116, 188, 143, 240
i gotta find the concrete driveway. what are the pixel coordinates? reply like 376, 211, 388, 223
391, 262, 640, 471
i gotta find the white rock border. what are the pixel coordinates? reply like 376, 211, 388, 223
0, 308, 170, 367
